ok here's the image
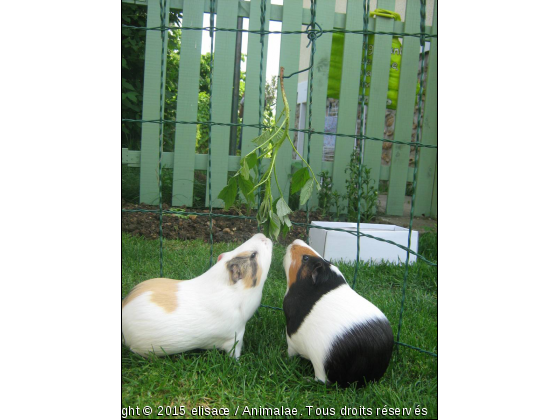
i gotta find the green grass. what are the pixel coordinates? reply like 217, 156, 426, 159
122, 233, 437, 419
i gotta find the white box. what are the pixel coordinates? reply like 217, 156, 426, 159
308, 221, 419, 264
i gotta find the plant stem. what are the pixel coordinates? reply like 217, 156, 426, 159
249, 150, 278, 194
273, 165, 283, 201
279, 67, 321, 191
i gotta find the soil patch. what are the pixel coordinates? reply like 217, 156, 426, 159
122, 200, 436, 245
122, 201, 326, 246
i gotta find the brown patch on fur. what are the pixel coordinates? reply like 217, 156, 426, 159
121, 278, 180, 313
226, 251, 261, 288
288, 244, 317, 288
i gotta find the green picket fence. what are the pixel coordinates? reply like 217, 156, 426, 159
121, 0, 437, 218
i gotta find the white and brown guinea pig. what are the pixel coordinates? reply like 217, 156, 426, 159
122, 233, 273, 359
283, 240, 393, 387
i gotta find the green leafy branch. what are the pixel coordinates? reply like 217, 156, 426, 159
218, 67, 321, 240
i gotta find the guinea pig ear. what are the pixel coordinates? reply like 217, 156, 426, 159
228, 262, 243, 283
311, 261, 325, 284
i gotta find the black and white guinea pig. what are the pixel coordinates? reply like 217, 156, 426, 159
122, 233, 273, 358
282, 240, 393, 387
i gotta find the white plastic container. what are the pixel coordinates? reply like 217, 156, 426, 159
308, 221, 419, 264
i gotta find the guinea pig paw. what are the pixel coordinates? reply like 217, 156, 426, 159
226, 349, 242, 361
314, 377, 331, 387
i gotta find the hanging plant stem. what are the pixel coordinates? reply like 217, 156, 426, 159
218, 67, 321, 239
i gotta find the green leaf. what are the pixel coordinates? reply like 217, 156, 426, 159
261, 220, 270, 238
299, 178, 314, 207
281, 214, 292, 228
240, 158, 250, 180
269, 211, 281, 240
251, 163, 274, 195
238, 176, 255, 206
257, 197, 271, 225
168, 40, 179, 51
245, 152, 258, 169
126, 92, 138, 103
291, 160, 303, 171
122, 80, 135, 91
281, 222, 290, 237
291, 167, 311, 194
272, 197, 280, 213
271, 129, 288, 152
217, 176, 238, 209
276, 198, 292, 218
252, 124, 285, 149
252, 130, 273, 147
270, 125, 287, 148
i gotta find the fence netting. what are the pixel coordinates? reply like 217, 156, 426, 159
122, 0, 437, 358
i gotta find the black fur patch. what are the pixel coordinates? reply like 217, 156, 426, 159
283, 255, 346, 337
323, 318, 394, 387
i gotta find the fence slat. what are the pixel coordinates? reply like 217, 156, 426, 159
273, 0, 303, 203
205, 0, 239, 207
414, 0, 437, 216
431, 163, 437, 218
303, 0, 336, 209
171, 0, 204, 207
386, 0, 421, 215
241, 0, 271, 164
139, 0, 169, 205
331, 1, 370, 206
363, 0, 395, 195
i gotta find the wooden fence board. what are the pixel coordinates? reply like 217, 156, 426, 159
171, 0, 204, 207
386, 0, 422, 215
205, 0, 239, 207
272, 0, 303, 203
302, 0, 335, 209
414, 0, 437, 216
240, 0, 271, 193
139, 0, 169, 205
332, 1, 372, 205
363, 0, 395, 194
431, 163, 437, 218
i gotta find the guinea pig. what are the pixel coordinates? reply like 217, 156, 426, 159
122, 233, 273, 358
282, 240, 393, 387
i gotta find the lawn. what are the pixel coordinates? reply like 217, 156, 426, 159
122, 232, 437, 419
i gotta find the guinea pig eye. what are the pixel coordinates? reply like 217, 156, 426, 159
303, 255, 309, 262
251, 252, 257, 259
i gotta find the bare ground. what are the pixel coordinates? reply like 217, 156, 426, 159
122, 197, 436, 245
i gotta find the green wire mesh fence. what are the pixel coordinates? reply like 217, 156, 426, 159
122, 0, 437, 358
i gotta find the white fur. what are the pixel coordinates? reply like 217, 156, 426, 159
286, 285, 386, 382
283, 240, 388, 383
122, 234, 272, 358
